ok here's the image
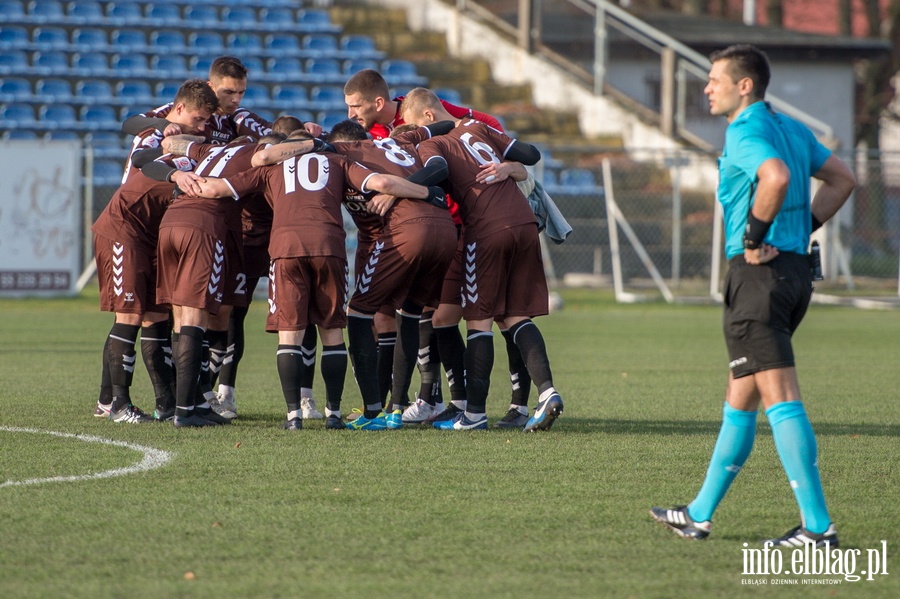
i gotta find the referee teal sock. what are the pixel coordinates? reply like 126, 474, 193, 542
688, 402, 757, 523
766, 401, 832, 534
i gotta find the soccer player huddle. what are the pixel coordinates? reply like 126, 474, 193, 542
91, 57, 564, 433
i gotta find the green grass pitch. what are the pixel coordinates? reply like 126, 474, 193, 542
1, 288, 898, 598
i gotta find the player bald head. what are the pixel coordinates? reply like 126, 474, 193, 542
400, 88, 454, 126
272, 115, 305, 136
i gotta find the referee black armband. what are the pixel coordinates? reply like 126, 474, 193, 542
742, 212, 772, 250
811, 214, 824, 233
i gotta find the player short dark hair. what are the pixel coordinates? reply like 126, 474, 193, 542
209, 56, 248, 81
272, 115, 305, 135
326, 120, 368, 142
709, 44, 770, 99
390, 123, 419, 138
259, 132, 287, 145
343, 68, 390, 100
174, 78, 219, 113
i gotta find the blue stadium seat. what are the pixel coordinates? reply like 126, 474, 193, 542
71, 28, 108, 50
87, 131, 125, 157
340, 35, 382, 59
34, 78, 73, 103
296, 9, 339, 33
189, 55, 214, 74
310, 85, 344, 110
26, 0, 64, 24
75, 79, 113, 101
32, 51, 69, 76
71, 52, 109, 76
3, 130, 40, 140
115, 80, 154, 104
221, 6, 257, 27
265, 33, 300, 52
382, 60, 427, 86
318, 111, 346, 132
188, 31, 224, 52
559, 168, 600, 192
111, 53, 150, 78
259, 7, 295, 29
266, 57, 302, 82
149, 30, 186, 50
433, 87, 463, 105
272, 84, 308, 107
110, 28, 147, 51
144, 3, 181, 26
183, 5, 218, 26
227, 32, 263, 53
306, 58, 341, 83
32, 26, 68, 50
80, 105, 119, 131
149, 55, 188, 78
105, 2, 142, 27
252, 108, 275, 122
342, 59, 379, 75
0, 77, 31, 102
242, 56, 264, 76
0, 1, 26, 20
44, 130, 82, 141
67, 1, 104, 25
0, 50, 30, 75
0, 103, 38, 129
0, 25, 29, 49
39, 103, 79, 130
93, 159, 125, 187
241, 84, 269, 107
303, 34, 338, 56
154, 81, 180, 102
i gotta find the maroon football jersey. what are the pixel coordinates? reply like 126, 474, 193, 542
142, 103, 273, 145
92, 162, 194, 246
160, 140, 265, 233
332, 137, 450, 237
224, 154, 376, 259
415, 119, 536, 237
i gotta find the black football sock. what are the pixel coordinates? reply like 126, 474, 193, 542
463, 331, 494, 414
205, 328, 229, 390
348, 315, 381, 417
98, 334, 112, 407
390, 311, 420, 409
107, 323, 140, 412
501, 328, 531, 408
174, 326, 205, 417
435, 323, 467, 406
509, 319, 554, 394
376, 331, 396, 406
276, 345, 303, 415
218, 305, 247, 388
299, 324, 318, 397
197, 335, 212, 398
320, 342, 348, 415
416, 316, 443, 406
140, 321, 175, 412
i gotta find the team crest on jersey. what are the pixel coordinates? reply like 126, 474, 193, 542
172, 156, 193, 171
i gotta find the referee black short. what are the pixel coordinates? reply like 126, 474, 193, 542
723, 251, 813, 378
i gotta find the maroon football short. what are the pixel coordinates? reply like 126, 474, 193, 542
242, 241, 270, 281
265, 256, 349, 332
156, 225, 226, 314
349, 217, 456, 314
438, 229, 465, 306
94, 234, 164, 314
460, 224, 549, 321
222, 229, 249, 308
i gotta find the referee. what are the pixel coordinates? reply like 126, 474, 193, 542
651, 44, 856, 547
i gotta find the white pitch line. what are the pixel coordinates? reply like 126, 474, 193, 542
0, 426, 173, 488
